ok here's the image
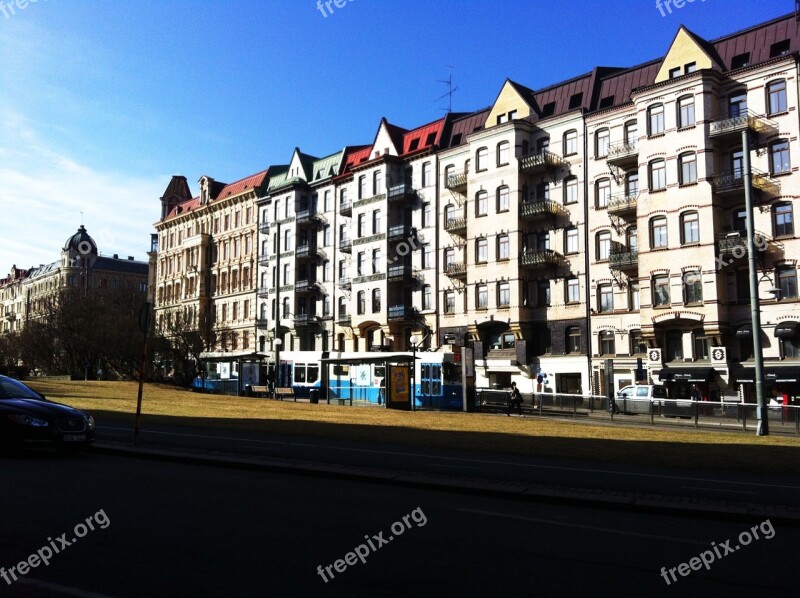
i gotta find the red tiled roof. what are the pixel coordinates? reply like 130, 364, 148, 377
215, 168, 270, 200
341, 146, 372, 173
401, 117, 446, 156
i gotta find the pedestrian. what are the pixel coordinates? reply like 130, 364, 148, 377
507, 381, 523, 416
690, 384, 702, 401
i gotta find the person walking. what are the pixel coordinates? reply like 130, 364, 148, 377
507, 381, 523, 416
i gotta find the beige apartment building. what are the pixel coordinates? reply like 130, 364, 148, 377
152, 12, 800, 400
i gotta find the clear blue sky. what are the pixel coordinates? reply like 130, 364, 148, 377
0, 0, 792, 269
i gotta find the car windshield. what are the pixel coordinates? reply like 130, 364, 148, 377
0, 377, 43, 400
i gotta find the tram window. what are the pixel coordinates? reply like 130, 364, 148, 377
374, 366, 386, 379
431, 365, 441, 395
294, 366, 306, 383
333, 365, 349, 376
307, 365, 319, 384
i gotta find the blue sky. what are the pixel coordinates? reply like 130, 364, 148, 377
0, 0, 792, 269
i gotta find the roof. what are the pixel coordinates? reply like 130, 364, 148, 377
216, 169, 270, 200
94, 256, 149, 274
400, 117, 446, 157
163, 168, 271, 220
311, 150, 344, 182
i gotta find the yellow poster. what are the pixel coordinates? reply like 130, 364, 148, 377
390, 366, 410, 404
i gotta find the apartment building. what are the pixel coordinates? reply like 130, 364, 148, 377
1, 226, 148, 335
153, 12, 800, 400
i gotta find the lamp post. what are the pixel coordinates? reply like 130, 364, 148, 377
273, 337, 282, 398
410, 334, 420, 412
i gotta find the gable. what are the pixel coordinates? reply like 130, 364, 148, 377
485, 80, 533, 129
655, 27, 715, 83
372, 122, 402, 158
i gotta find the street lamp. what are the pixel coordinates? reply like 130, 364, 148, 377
410, 334, 420, 412
273, 337, 282, 397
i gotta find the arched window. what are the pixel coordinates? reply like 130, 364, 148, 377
566, 327, 581, 354
476, 147, 488, 171
767, 79, 787, 115
358, 175, 367, 199
678, 152, 697, 185
595, 178, 611, 208
596, 230, 612, 261
496, 186, 509, 212
372, 289, 381, 313
497, 141, 510, 165
563, 130, 577, 155
680, 211, 699, 244
650, 216, 668, 248
647, 103, 664, 136
357, 291, 365, 315
595, 128, 609, 158
599, 330, 615, 355
563, 176, 579, 204
649, 158, 666, 190
774, 202, 794, 237
677, 95, 695, 128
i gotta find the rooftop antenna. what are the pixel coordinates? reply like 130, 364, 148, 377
435, 67, 459, 113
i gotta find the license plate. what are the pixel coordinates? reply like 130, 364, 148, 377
62, 434, 86, 442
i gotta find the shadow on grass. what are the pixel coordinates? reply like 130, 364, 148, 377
85, 409, 800, 476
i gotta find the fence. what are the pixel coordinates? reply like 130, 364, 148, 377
476, 389, 800, 434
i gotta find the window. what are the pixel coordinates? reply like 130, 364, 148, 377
599, 331, 615, 355
729, 91, 747, 118
596, 178, 611, 208
626, 172, 639, 197
564, 177, 579, 204
282, 297, 290, 319
683, 270, 702, 304
770, 39, 790, 58
768, 80, 787, 114
566, 327, 581, 353
537, 136, 550, 152
444, 247, 455, 269
649, 159, 666, 190
679, 153, 697, 185
536, 232, 550, 250
596, 231, 611, 261
282, 263, 290, 285
358, 175, 367, 199
476, 238, 488, 263
595, 128, 610, 158
684, 62, 696, 74
355, 213, 365, 237
444, 291, 455, 313
563, 130, 577, 155
324, 225, 332, 247
422, 162, 432, 187
666, 331, 683, 361
693, 329, 709, 360
677, 95, 695, 128
628, 282, 639, 311
476, 191, 488, 216
422, 202, 432, 228
338, 296, 347, 318
324, 190, 332, 211
648, 104, 664, 136
340, 188, 348, 209
422, 244, 433, 269
357, 291, 366, 314
372, 249, 381, 274
774, 203, 794, 237
770, 140, 791, 175
537, 281, 550, 307
668, 67, 681, 79
625, 120, 638, 145
777, 266, 798, 299
497, 141, 510, 165
653, 275, 670, 307
497, 234, 509, 260
536, 182, 550, 200
476, 147, 488, 171
372, 289, 381, 313
372, 209, 381, 234
357, 252, 366, 275
680, 211, 699, 244
423, 285, 432, 310
598, 284, 613, 312
498, 282, 510, 307
476, 284, 488, 309
630, 330, 646, 355
497, 186, 509, 212
731, 52, 750, 69
566, 278, 580, 303
565, 227, 579, 254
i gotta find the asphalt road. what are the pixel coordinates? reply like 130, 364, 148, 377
94, 417, 800, 508
1, 450, 798, 597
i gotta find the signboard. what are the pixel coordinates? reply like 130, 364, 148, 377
219, 362, 231, 380
353, 365, 371, 387
389, 366, 410, 406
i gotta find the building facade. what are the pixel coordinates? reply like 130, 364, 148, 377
152, 13, 800, 400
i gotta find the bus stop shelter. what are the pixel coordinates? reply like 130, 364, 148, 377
320, 354, 417, 408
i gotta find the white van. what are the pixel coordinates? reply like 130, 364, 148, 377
614, 384, 668, 414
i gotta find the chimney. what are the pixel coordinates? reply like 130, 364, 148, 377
113, 254, 118, 259
128, 256, 134, 261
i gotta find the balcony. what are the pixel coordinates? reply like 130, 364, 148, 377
717, 231, 781, 259
4, 312, 15, 321
257, 286, 269, 299
295, 244, 327, 261
388, 224, 414, 242
387, 183, 417, 203
387, 264, 421, 282
518, 150, 567, 174
606, 141, 638, 167
709, 110, 777, 139
520, 199, 567, 220
336, 312, 351, 326
296, 209, 325, 226
607, 192, 639, 217
256, 318, 270, 329
444, 262, 467, 279
293, 314, 320, 328
445, 170, 467, 192
338, 276, 351, 290
258, 222, 270, 234
339, 199, 352, 217
258, 255, 270, 266
520, 249, 562, 269
339, 238, 352, 253
388, 305, 416, 321
608, 249, 638, 271
709, 168, 779, 196
444, 217, 467, 235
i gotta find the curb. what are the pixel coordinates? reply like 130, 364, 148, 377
91, 442, 800, 524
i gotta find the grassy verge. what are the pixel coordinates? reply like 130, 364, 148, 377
27, 380, 800, 474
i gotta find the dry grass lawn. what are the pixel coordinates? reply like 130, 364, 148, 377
27, 380, 800, 474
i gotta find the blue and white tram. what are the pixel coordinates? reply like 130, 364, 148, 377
274, 350, 463, 410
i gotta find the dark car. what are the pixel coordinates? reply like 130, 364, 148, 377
0, 375, 95, 452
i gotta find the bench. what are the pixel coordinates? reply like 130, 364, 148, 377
251, 385, 269, 398
275, 387, 296, 401
478, 390, 537, 415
